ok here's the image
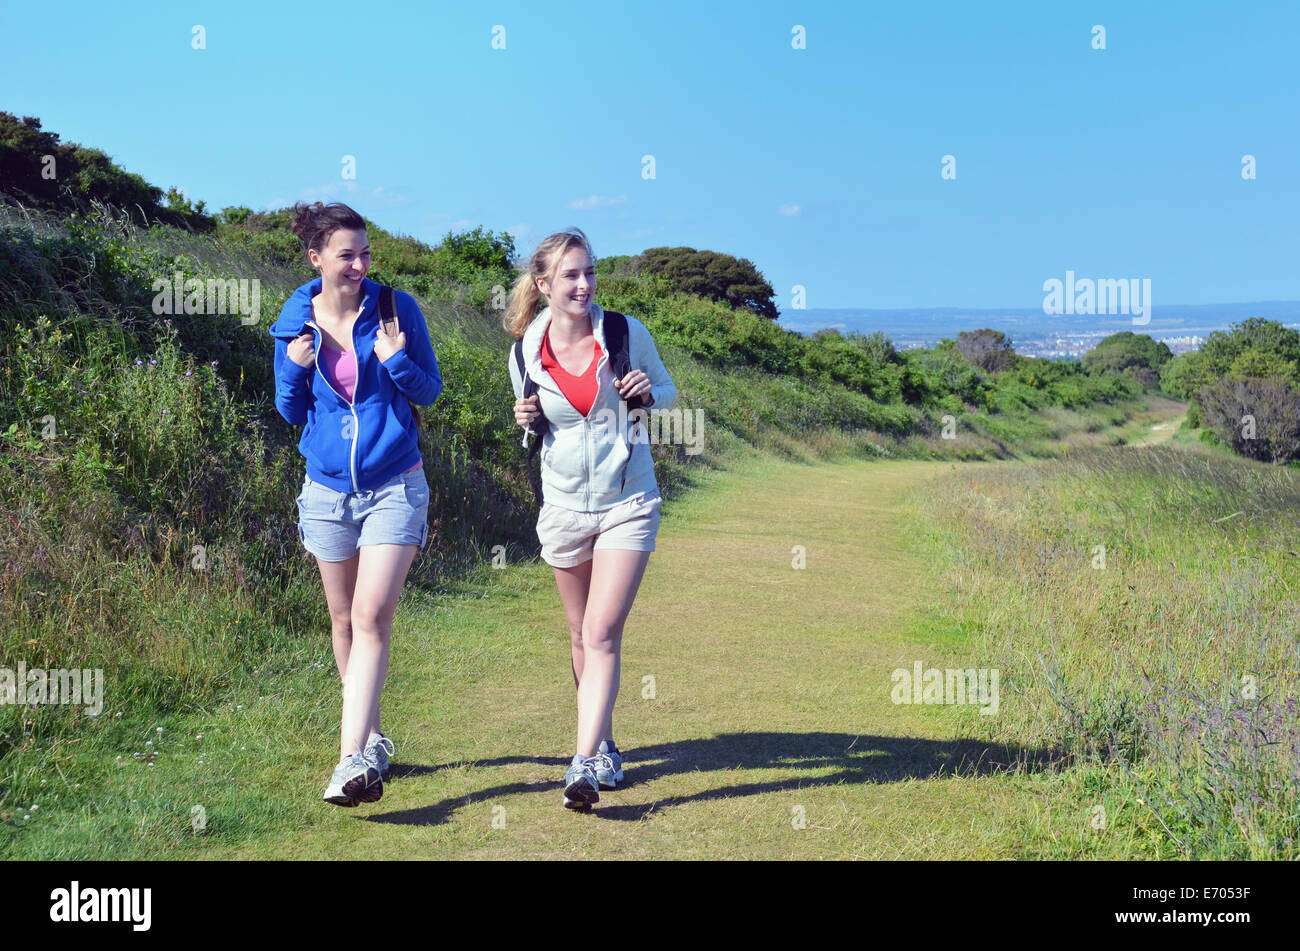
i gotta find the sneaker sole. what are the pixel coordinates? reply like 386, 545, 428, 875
563, 779, 599, 810
324, 791, 358, 807
343, 767, 383, 804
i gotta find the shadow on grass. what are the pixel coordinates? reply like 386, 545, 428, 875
365, 731, 1065, 826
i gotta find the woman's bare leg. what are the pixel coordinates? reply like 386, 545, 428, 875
338, 543, 418, 759
317, 553, 360, 681
573, 549, 650, 758
553, 560, 593, 689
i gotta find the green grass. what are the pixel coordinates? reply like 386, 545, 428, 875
1, 197, 1209, 859
902, 436, 1300, 859
4, 401, 1203, 860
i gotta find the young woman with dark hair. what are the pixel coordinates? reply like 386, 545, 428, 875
269, 201, 443, 806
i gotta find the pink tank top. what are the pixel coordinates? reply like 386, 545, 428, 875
320, 346, 421, 472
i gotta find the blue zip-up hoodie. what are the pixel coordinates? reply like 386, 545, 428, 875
269, 277, 443, 493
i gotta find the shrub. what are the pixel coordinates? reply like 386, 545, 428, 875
1197, 376, 1300, 463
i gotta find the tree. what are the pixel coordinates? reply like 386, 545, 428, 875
1161, 319, 1300, 425
632, 246, 778, 318
955, 328, 1015, 372
1083, 331, 1172, 380
1200, 317, 1300, 369
437, 226, 515, 274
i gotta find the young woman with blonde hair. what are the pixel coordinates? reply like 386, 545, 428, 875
505, 228, 676, 810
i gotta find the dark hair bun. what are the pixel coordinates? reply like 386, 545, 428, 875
288, 201, 366, 255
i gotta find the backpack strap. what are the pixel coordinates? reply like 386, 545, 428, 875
513, 339, 549, 434
600, 310, 648, 410
514, 338, 547, 505
601, 309, 652, 495
377, 284, 420, 430
379, 284, 400, 337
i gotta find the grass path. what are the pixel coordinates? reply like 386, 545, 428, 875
184, 452, 1083, 860
1132, 412, 1187, 447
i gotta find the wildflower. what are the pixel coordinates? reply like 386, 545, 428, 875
30, 805, 38, 812
156, 727, 163, 734
150, 359, 157, 365
135, 359, 143, 366
185, 370, 192, 377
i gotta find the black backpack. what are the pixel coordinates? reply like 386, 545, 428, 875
512, 310, 646, 505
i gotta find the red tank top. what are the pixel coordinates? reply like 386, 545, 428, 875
540, 331, 602, 417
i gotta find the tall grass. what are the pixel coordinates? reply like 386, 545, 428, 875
907, 443, 1300, 857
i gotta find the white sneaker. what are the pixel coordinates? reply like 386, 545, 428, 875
323, 752, 382, 806
364, 732, 395, 781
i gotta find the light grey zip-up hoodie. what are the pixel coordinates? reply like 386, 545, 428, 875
508, 304, 677, 512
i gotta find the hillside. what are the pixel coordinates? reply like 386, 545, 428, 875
0, 116, 1173, 794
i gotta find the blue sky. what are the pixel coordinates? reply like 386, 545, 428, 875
3, 1, 1297, 310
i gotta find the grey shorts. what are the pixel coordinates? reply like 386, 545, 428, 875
537, 491, 662, 568
296, 468, 430, 563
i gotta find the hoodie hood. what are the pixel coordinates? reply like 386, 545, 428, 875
268, 277, 383, 339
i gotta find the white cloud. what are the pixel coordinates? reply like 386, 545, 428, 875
778, 203, 801, 217
268, 182, 411, 211
568, 195, 629, 211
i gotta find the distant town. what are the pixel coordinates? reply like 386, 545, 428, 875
781, 302, 1300, 362
907, 330, 1208, 361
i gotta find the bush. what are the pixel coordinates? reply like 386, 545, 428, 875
630, 246, 778, 319
1083, 331, 1172, 383
956, 328, 1015, 372
1197, 376, 1300, 463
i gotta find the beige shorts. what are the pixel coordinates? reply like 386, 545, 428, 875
537, 491, 663, 567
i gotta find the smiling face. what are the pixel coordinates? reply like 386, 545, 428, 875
308, 227, 370, 294
537, 245, 595, 320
